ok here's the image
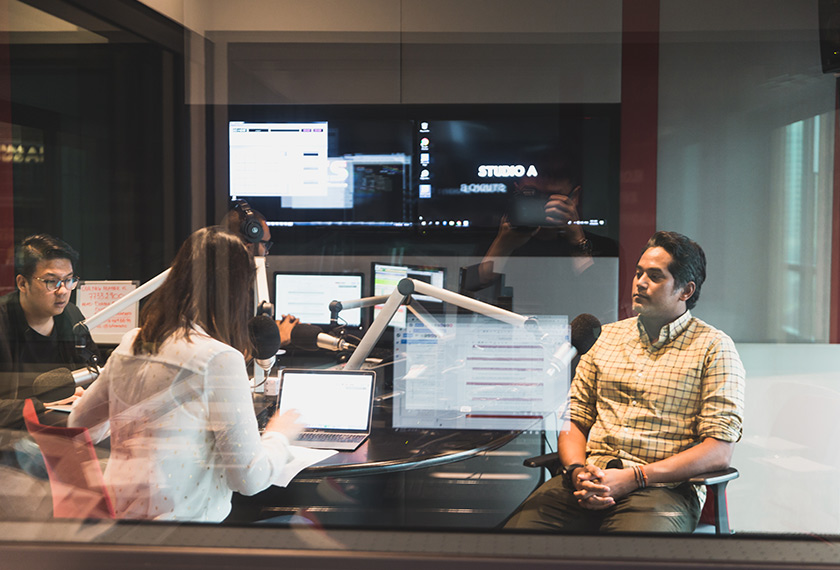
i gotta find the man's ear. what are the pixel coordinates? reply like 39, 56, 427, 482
679, 281, 696, 302
15, 274, 27, 293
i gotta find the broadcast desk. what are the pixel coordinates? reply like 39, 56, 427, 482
231, 393, 539, 527
254, 393, 523, 477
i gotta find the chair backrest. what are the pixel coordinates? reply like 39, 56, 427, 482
698, 487, 718, 527
22, 399, 115, 519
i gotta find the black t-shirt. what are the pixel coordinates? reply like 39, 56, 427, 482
18, 327, 62, 397
0, 290, 99, 427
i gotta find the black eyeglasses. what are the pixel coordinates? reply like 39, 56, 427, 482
35, 275, 80, 292
260, 240, 273, 254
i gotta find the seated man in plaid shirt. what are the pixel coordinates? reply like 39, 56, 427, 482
505, 231, 745, 533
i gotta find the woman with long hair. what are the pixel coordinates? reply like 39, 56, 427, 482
69, 226, 302, 521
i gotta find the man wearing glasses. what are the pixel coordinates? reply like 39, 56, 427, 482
0, 234, 99, 428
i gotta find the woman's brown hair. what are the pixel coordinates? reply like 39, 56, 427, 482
132, 226, 255, 355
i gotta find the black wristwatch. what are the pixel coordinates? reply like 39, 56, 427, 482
562, 463, 586, 490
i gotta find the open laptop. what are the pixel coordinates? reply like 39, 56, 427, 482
277, 368, 376, 451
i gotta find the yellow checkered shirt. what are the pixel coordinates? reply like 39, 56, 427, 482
569, 311, 745, 479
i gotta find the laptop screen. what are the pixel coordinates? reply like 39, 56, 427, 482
277, 369, 375, 432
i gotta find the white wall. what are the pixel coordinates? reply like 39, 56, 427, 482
142, 0, 622, 105
733, 343, 840, 534
657, 0, 835, 342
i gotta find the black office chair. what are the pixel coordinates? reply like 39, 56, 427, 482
522, 452, 739, 535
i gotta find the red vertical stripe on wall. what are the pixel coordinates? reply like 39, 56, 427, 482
831, 76, 840, 343
618, 0, 660, 318
0, 18, 14, 295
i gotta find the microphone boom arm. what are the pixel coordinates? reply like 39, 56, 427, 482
254, 256, 273, 317
344, 278, 535, 370
73, 268, 172, 348
329, 295, 393, 327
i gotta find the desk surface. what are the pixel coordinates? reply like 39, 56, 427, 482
306, 425, 520, 477
255, 393, 522, 478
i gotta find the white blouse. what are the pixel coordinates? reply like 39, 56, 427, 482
69, 326, 292, 522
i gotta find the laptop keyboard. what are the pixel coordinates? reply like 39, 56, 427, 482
298, 432, 364, 442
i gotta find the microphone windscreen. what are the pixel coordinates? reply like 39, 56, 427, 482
32, 367, 76, 401
290, 323, 323, 351
248, 315, 281, 359
570, 313, 602, 356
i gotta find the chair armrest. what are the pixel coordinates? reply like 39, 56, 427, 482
523, 453, 562, 476
687, 467, 739, 486
525, 458, 739, 491
689, 467, 738, 535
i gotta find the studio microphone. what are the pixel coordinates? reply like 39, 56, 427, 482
548, 313, 602, 374
248, 314, 282, 372
571, 313, 602, 355
290, 323, 356, 352
32, 366, 100, 402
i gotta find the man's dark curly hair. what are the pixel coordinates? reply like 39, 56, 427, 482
643, 231, 706, 310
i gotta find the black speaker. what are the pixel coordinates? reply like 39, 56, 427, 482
820, 0, 840, 73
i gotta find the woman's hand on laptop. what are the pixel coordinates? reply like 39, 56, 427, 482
265, 409, 305, 441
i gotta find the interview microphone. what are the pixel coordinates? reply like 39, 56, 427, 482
571, 313, 602, 357
547, 313, 602, 375
32, 366, 100, 402
248, 314, 282, 372
290, 323, 356, 352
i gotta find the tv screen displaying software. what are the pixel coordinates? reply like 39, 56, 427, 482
227, 104, 619, 246
229, 116, 414, 229
274, 272, 364, 327
371, 262, 447, 328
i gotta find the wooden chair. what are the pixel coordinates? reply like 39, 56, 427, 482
22, 399, 115, 519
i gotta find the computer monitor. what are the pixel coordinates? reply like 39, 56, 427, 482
371, 262, 447, 328
392, 313, 571, 431
274, 272, 365, 328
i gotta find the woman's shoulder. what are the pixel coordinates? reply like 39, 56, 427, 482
180, 332, 245, 376
158, 326, 235, 350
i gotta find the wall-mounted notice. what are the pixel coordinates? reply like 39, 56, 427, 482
76, 280, 139, 344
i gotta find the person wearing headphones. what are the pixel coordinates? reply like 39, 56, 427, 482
221, 201, 299, 347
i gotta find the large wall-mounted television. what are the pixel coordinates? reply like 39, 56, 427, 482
225, 104, 619, 255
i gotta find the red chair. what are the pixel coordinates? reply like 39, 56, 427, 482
22, 399, 115, 519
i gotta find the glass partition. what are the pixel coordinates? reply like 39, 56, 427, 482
1, 0, 838, 568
